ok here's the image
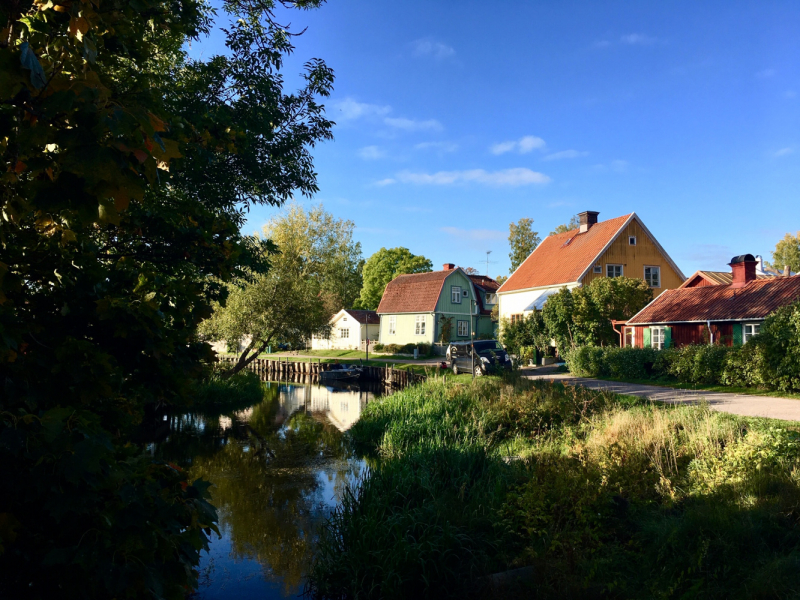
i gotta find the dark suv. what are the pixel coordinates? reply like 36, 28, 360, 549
447, 340, 511, 376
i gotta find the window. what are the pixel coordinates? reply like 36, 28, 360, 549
744, 323, 760, 343
451, 286, 462, 304
415, 315, 426, 335
342, 316, 347, 321
606, 264, 623, 278
457, 320, 469, 336
593, 263, 601, 274
510, 314, 523, 325
629, 236, 637, 245
625, 327, 634, 347
644, 266, 661, 288
651, 327, 666, 350
388, 316, 396, 335
339, 328, 349, 339
484, 293, 497, 305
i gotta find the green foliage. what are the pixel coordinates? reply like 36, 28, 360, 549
548, 214, 580, 235
508, 217, 541, 273
377, 342, 432, 356
499, 311, 549, 356
371, 343, 385, 351
769, 231, 800, 274
759, 299, 800, 392
0, 0, 333, 596
194, 370, 264, 408
355, 247, 432, 310
310, 376, 800, 599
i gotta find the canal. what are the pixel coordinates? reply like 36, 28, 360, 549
141, 377, 385, 599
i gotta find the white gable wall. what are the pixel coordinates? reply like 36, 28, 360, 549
498, 283, 581, 322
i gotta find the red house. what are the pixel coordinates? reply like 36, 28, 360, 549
623, 254, 800, 349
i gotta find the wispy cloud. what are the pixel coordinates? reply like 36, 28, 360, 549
375, 178, 396, 186
415, 141, 459, 153
544, 149, 588, 161
382, 168, 551, 187
774, 147, 794, 157
440, 227, 505, 241
411, 38, 455, 60
358, 146, 386, 160
490, 135, 546, 155
620, 33, 657, 45
592, 160, 629, 173
384, 117, 443, 132
332, 97, 391, 120
756, 68, 777, 78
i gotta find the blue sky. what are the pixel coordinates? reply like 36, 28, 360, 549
190, 1, 799, 278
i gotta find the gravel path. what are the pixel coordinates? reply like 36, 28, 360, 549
524, 372, 800, 422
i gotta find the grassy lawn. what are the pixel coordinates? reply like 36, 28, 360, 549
589, 374, 800, 400
262, 349, 431, 361
308, 374, 800, 599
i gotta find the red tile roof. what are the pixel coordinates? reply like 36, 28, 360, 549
628, 276, 800, 324
498, 214, 633, 293
377, 270, 451, 314
680, 270, 770, 288
344, 310, 380, 325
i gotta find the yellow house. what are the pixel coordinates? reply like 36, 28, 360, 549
497, 211, 685, 322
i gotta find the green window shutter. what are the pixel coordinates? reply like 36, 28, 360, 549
664, 326, 672, 349
643, 327, 651, 348
732, 323, 743, 346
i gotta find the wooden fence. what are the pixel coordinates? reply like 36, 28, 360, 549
218, 357, 426, 388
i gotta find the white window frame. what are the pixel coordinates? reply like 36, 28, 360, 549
743, 323, 760, 343
644, 266, 661, 288
629, 236, 637, 246
485, 293, 497, 305
339, 328, 349, 339
606, 264, 624, 278
624, 327, 634, 347
451, 286, 462, 304
415, 315, 426, 336
457, 320, 469, 336
651, 327, 666, 350
388, 316, 396, 336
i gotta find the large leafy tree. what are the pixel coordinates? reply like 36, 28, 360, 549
542, 277, 653, 351
549, 215, 580, 235
769, 232, 800, 274
354, 247, 432, 310
508, 218, 541, 273
201, 204, 360, 375
0, 0, 333, 596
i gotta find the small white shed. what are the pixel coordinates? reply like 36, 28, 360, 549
311, 309, 380, 351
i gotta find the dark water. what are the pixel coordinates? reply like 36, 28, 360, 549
142, 378, 384, 599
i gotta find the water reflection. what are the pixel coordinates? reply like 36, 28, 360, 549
142, 378, 381, 599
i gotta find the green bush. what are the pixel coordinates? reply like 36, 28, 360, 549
720, 341, 766, 387
564, 346, 606, 377
760, 300, 800, 392
371, 343, 385, 351
194, 370, 264, 408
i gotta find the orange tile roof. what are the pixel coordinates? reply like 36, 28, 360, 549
498, 214, 633, 293
377, 270, 452, 314
628, 276, 800, 324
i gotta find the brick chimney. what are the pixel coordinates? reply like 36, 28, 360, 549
443, 263, 456, 271
729, 254, 757, 288
578, 211, 600, 233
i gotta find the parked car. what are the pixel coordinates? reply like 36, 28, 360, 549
447, 340, 511, 376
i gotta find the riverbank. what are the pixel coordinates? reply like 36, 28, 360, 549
308, 374, 800, 599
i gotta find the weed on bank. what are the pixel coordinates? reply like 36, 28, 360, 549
309, 375, 800, 599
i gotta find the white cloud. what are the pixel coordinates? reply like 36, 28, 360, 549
415, 141, 459, 153
411, 38, 455, 60
593, 40, 611, 48
375, 178, 396, 186
358, 145, 386, 160
490, 135, 546, 155
332, 97, 391, 120
440, 227, 505, 241
544, 149, 589, 161
774, 147, 794, 157
756, 68, 777, 78
386, 168, 551, 187
384, 117, 443, 132
620, 33, 657, 45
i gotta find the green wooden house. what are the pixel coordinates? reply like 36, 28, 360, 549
376, 263, 499, 348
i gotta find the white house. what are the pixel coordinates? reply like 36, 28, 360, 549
311, 309, 380, 351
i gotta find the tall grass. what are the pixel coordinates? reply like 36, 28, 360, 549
308, 375, 800, 599
193, 369, 264, 408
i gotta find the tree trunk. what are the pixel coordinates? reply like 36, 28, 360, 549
221, 337, 271, 378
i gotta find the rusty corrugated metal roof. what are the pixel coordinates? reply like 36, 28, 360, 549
628, 276, 800, 324
680, 270, 770, 288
